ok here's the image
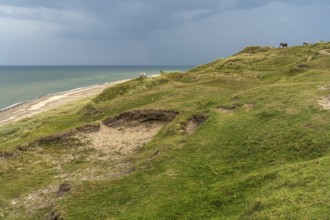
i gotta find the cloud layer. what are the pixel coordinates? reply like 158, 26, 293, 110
1, 0, 330, 65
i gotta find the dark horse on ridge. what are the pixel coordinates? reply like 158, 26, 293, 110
279, 42, 288, 48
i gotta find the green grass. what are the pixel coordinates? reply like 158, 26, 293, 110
1, 42, 330, 219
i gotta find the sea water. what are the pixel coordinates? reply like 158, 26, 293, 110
0, 65, 191, 110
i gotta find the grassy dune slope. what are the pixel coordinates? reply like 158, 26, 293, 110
1, 43, 330, 219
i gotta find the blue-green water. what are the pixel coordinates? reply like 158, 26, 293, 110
0, 66, 191, 110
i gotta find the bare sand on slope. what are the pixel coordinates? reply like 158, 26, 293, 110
0, 79, 129, 126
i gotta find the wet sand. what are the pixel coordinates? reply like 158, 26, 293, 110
0, 79, 130, 126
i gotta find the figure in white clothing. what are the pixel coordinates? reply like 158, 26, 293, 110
139, 72, 147, 79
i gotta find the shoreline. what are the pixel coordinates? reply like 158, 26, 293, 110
0, 79, 132, 126
0, 81, 122, 113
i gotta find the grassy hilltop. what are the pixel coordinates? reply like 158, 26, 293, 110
1, 43, 330, 219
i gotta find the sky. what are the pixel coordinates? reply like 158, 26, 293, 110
0, 0, 329, 65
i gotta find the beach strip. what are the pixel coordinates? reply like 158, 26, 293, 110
0, 79, 130, 126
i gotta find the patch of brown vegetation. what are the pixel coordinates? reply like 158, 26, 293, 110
243, 103, 255, 110
49, 209, 64, 220
10, 184, 58, 214
0, 151, 15, 159
186, 113, 207, 135
57, 183, 72, 197
103, 109, 179, 127
217, 106, 236, 113
34, 131, 77, 146
76, 124, 100, 133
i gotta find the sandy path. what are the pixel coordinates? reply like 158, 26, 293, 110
0, 79, 129, 126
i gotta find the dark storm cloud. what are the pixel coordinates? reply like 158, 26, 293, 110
0, 0, 63, 8
0, 0, 330, 65
1, 0, 329, 39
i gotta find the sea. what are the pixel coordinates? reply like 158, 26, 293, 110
0, 65, 192, 111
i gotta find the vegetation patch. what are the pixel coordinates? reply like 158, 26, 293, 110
93, 77, 169, 103
2, 42, 330, 219
237, 46, 273, 54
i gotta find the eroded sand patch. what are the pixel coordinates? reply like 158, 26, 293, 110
85, 109, 177, 159
186, 113, 207, 135
318, 96, 330, 110
80, 122, 165, 160
306, 50, 330, 62
317, 49, 330, 56
5, 109, 179, 218
318, 85, 330, 90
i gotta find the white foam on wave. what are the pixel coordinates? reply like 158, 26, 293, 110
0, 102, 24, 112
0, 84, 104, 113
0, 78, 135, 113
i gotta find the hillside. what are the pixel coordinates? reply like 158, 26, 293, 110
1, 42, 330, 219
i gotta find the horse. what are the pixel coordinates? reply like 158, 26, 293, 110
279, 42, 288, 48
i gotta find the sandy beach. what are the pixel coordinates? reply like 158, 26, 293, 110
0, 79, 130, 126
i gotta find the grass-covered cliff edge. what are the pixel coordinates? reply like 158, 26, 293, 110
1, 43, 330, 219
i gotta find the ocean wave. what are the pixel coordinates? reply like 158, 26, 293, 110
0, 102, 25, 112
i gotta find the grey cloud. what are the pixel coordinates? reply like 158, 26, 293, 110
2, 0, 329, 40
0, 0, 330, 65
0, 0, 64, 9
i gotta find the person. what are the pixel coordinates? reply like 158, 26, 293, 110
139, 72, 147, 79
